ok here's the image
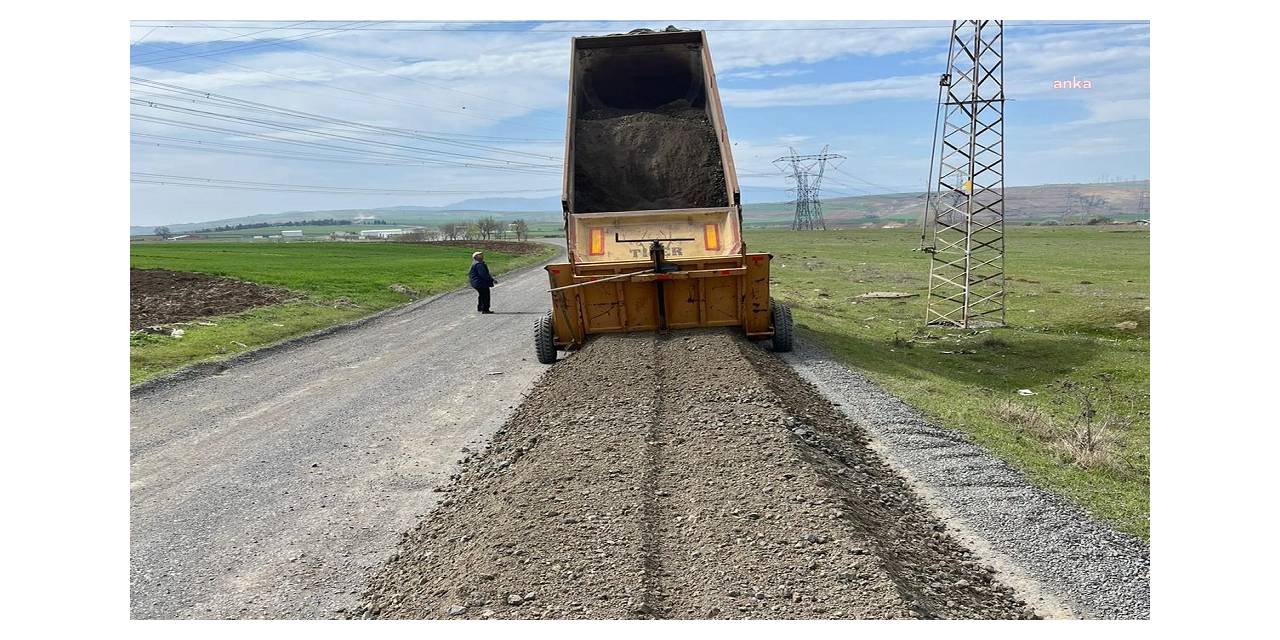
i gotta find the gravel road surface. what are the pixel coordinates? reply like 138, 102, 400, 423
130, 246, 562, 619
782, 341, 1150, 619
356, 330, 1035, 620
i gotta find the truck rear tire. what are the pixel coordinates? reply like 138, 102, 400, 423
535, 311, 557, 364
770, 300, 794, 353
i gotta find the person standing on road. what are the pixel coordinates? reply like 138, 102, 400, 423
468, 251, 497, 314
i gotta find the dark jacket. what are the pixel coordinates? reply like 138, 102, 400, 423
468, 259, 496, 289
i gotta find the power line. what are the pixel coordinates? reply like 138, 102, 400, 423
130, 21, 1149, 33
130, 97, 557, 170
131, 77, 561, 161
130, 114, 554, 163
130, 21, 314, 62
131, 22, 375, 66
194, 23, 565, 121
131, 22, 566, 131
131, 172, 557, 196
131, 26, 160, 45
816, 177, 875, 196
830, 166, 911, 194
131, 55, 563, 133
129, 97, 560, 171
131, 114, 559, 176
130, 134, 530, 168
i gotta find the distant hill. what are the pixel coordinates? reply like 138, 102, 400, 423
132, 180, 1148, 235
437, 196, 564, 212
131, 203, 563, 236
744, 180, 1150, 227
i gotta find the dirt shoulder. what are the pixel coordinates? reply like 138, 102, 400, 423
131, 268, 297, 330
353, 330, 1034, 620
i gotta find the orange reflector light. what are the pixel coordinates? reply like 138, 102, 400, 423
589, 228, 605, 256
704, 223, 720, 251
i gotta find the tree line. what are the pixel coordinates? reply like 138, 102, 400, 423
153, 216, 533, 242
194, 218, 384, 233
401, 217, 530, 242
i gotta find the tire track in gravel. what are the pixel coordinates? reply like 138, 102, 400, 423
354, 329, 1036, 620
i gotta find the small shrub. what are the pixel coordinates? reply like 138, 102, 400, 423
1058, 412, 1123, 471
980, 335, 1009, 349
996, 376, 1130, 473
994, 399, 1055, 440
129, 330, 167, 347
1051, 378, 1127, 472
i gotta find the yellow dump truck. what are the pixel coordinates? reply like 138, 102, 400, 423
534, 27, 792, 364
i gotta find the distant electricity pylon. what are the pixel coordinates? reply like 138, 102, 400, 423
774, 146, 845, 231
921, 20, 1007, 328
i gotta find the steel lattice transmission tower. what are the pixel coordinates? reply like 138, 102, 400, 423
922, 20, 1006, 328
774, 146, 845, 230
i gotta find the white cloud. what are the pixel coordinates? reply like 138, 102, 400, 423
722, 68, 812, 81
777, 134, 812, 144
722, 73, 936, 108
1071, 98, 1150, 126
130, 20, 1149, 224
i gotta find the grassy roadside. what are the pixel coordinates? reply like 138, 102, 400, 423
750, 226, 1150, 539
130, 241, 556, 384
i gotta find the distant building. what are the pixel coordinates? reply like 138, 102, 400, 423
359, 228, 405, 239
281, 230, 304, 238
1135, 219, 1150, 226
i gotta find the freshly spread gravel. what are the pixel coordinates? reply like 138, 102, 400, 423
353, 330, 1035, 620
781, 341, 1150, 619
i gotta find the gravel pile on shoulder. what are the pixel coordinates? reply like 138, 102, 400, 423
353, 330, 1034, 620
573, 99, 728, 214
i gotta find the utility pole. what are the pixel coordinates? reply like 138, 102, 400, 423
774, 146, 845, 230
922, 20, 1006, 328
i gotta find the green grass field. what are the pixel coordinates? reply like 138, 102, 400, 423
130, 241, 556, 383
749, 226, 1150, 539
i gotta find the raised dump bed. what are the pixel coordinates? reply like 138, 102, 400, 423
535, 28, 792, 364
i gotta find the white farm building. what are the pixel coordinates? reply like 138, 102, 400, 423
359, 229, 406, 239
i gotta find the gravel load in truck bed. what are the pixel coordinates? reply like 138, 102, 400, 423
573, 100, 729, 214
352, 330, 1036, 620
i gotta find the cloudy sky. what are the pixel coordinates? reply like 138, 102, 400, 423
129, 20, 1150, 226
